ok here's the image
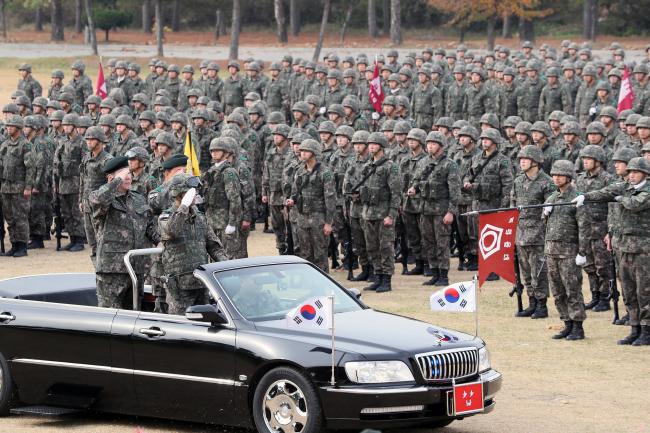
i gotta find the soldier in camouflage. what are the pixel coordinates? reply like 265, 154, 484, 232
69, 60, 94, 108
127, 146, 158, 196
17, 64, 42, 101
263, 124, 291, 254
411, 66, 442, 131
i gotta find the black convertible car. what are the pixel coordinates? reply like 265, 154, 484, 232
0, 256, 501, 432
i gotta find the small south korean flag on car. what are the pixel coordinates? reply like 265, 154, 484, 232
430, 281, 476, 313
286, 297, 332, 330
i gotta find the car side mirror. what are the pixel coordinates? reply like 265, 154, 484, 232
186, 304, 228, 325
347, 288, 362, 299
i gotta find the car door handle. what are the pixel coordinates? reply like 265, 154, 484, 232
0, 312, 16, 322
139, 327, 165, 337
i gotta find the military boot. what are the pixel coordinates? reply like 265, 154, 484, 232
584, 274, 599, 309
457, 256, 467, 271
12, 242, 28, 258
531, 298, 548, 319
27, 236, 44, 249
618, 325, 641, 345
592, 292, 611, 312
552, 321, 573, 339
565, 321, 584, 340
435, 269, 449, 286
367, 265, 378, 283
632, 326, 650, 346
422, 268, 440, 286
466, 254, 478, 271
516, 296, 537, 317
68, 237, 85, 252
351, 265, 370, 281
61, 239, 75, 251
614, 313, 629, 326
423, 263, 434, 277
376, 275, 392, 293
364, 274, 382, 291
1, 243, 19, 257
405, 260, 424, 276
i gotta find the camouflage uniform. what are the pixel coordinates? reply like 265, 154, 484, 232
463, 82, 493, 128
329, 137, 356, 266
0, 132, 32, 247
467, 150, 514, 211
343, 151, 371, 272
17, 75, 43, 101
223, 74, 245, 115
79, 148, 113, 262
411, 81, 442, 131
90, 177, 159, 309
400, 145, 427, 269
130, 171, 159, 196
69, 74, 94, 108
262, 143, 290, 253
453, 136, 481, 263
516, 75, 545, 123
54, 132, 86, 243
24, 131, 48, 243
445, 80, 468, 120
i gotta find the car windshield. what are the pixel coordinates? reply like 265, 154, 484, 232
214, 263, 362, 322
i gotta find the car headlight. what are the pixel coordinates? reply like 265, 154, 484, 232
478, 346, 491, 372
345, 361, 415, 384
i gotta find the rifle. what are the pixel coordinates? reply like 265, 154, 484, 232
509, 247, 525, 313
52, 179, 66, 251
609, 254, 620, 324
285, 218, 295, 255
345, 158, 388, 196
0, 198, 5, 254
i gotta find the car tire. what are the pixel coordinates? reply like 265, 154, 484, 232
0, 352, 16, 417
253, 366, 324, 433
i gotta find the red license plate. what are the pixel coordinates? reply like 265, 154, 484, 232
452, 381, 484, 415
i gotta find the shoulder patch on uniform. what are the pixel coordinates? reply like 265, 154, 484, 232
391, 164, 399, 174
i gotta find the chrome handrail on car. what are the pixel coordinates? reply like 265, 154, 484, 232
124, 248, 163, 311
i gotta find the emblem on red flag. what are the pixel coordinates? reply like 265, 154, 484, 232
478, 210, 519, 286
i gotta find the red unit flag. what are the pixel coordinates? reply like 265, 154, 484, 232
368, 62, 384, 113
618, 67, 635, 113
96, 62, 107, 100
478, 209, 519, 287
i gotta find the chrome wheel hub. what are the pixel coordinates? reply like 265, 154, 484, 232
263, 379, 308, 433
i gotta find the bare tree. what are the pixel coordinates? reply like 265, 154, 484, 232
368, 0, 378, 38
502, 13, 511, 38
155, 0, 163, 57
274, 0, 288, 43
583, 0, 598, 41
290, 0, 300, 36
171, 0, 180, 32
312, 0, 331, 62
382, 0, 389, 35
35, 6, 43, 32
75, 0, 83, 34
390, 0, 401, 45
142, 0, 152, 33
51, 0, 65, 41
215, 9, 225, 40
518, 18, 534, 42
84, 0, 98, 55
486, 14, 496, 51
229, 0, 241, 59
339, 2, 354, 44
0, 0, 6, 39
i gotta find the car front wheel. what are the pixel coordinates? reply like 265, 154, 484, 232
253, 367, 324, 433
0, 352, 16, 416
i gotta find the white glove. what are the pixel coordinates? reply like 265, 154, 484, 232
371, 112, 380, 120
575, 254, 587, 266
615, 195, 623, 202
194, 194, 204, 205
319, 106, 327, 115
225, 225, 236, 235
543, 205, 553, 217
571, 195, 585, 207
181, 188, 197, 207
589, 106, 598, 116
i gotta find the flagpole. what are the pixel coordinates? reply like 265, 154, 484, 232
461, 200, 605, 216
473, 275, 479, 338
329, 292, 335, 387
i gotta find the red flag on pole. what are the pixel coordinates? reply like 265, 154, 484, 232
617, 67, 635, 113
478, 210, 519, 287
368, 61, 384, 113
96, 62, 107, 100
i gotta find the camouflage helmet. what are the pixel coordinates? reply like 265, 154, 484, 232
76, 116, 92, 129
5, 114, 24, 128
342, 95, 359, 112
480, 128, 501, 144
435, 117, 454, 129
582, 65, 597, 77
116, 114, 133, 128
546, 67, 560, 77
16, 95, 31, 107
196, 96, 210, 105
387, 73, 400, 83
186, 88, 203, 99
298, 139, 322, 158
269, 62, 282, 71
548, 110, 566, 122
550, 159, 576, 179
382, 95, 397, 107
626, 157, 650, 175
579, 144, 607, 163
128, 63, 141, 73
32, 96, 48, 108
155, 131, 175, 147
318, 120, 337, 134
49, 110, 65, 122
181, 64, 195, 74
154, 96, 171, 107
100, 98, 116, 110
168, 174, 202, 198
125, 146, 149, 161
98, 114, 116, 128
84, 95, 101, 106
612, 147, 639, 163
479, 113, 500, 129
22, 115, 39, 129
396, 95, 410, 108
71, 59, 86, 72
335, 125, 355, 140
209, 136, 236, 153
515, 121, 533, 136
272, 124, 291, 138
207, 62, 220, 72
642, 143, 650, 154
226, 112, 245, 126
351, 130, 369, 144
458, 125, 479, 142
327, 69, 342, 81
292, 101, 310, 115
393, 120, 411, 134
518, 145, 544, 164
155, 111, 171, 126
595, 81, 611, 92
267, 111, 285, 124
503, 116, 523, 128
636, 116, 650, 129
248, 102, 266, 116
50, 69, 64, 79
2, 103, 19, 114
304, 94, 320, 107
586, 121, 606, 135
626, 113, 642, 126
62, 113, 79, 126
367, 131, 388, 147
139, 110, 156, 123
381, 119, 396, 132
561, 121, 581, 136
599, 106, 618, 121
452, 119, 470, 130
531, 121, 551, 137
244, 92, 261, 102
425, 131, 446, 145
58, 92, 74, 104
560, 114, 579, 125
18, 63, 32, 73
406, 128, 427, 144
84, 126, 107, 142
327, 104, 345, 118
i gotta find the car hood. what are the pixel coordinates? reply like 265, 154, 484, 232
252, 309, 482, 359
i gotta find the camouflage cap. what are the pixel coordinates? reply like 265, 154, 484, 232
458, 125, 479, 142
561, 121, 581, 136
579, 144, 607, 163
273, 124, 291, 138
84, 126, 107, 142
550, 159, 576, 179
531, 121, 551, 137
503, 116, 523, 128
98, 114, 116, 128
335, 125, 354, 139
626, 157, 650, 174
518, 145, 544, 164
393, 120, 411, 134
351, 130, 369, 144
298, 139, 322, 158
367, 131, 388, 147
318, 120, 337, 134
435, 117, 454, 129
612, 147, 639, 162
425, 131, 446, 145
267, 111, 286, 124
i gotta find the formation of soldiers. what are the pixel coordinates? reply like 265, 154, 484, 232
1, 39, 650, 345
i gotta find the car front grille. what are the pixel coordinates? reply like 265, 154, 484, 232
415, 348, 478, 382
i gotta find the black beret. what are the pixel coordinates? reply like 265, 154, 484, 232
102, 155, 129, 174
162, 154, 188, 170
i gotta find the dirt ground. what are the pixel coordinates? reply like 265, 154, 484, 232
0, 228, 648, 433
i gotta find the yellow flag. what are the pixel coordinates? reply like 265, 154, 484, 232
184, 130, 201, 176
